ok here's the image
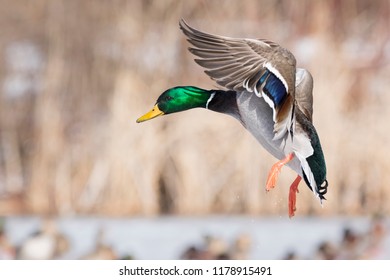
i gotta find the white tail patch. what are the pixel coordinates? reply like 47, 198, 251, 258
293, 141, 321, 202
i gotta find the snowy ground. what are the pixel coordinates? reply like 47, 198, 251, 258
4, 216, 390, 259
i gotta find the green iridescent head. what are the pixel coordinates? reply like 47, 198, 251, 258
136, 86, 212, 123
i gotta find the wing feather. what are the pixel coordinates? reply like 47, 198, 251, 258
180, 19, 296, 121
180, 19, 301, 140
295, 68, 314, 122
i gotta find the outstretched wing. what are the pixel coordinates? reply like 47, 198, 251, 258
180, 19, 296, 125
295, 68, 314, 122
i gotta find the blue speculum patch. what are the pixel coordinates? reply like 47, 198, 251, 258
257, 70, 286, 107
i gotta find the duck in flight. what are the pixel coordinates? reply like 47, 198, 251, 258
137, 20, 328, 217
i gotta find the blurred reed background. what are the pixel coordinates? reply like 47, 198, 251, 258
0, 0, 389, 217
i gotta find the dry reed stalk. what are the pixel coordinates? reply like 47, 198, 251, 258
27, 51, 65, 213
1, 130, 23, 193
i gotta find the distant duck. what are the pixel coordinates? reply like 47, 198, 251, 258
137, 20, 328, 217
17, 219, 69, 260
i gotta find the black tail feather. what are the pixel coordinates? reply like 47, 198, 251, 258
318, 179, 328, 200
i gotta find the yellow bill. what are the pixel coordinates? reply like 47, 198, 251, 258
136, 104, 164, 123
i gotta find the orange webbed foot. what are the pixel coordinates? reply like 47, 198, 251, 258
266, 163, 282, 191
288, 175, 302, 218
265, 153, 294, 192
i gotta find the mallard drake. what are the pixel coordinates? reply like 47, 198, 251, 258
137, 20, 328, 217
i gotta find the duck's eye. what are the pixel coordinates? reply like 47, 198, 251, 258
165, 96, 173, 101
